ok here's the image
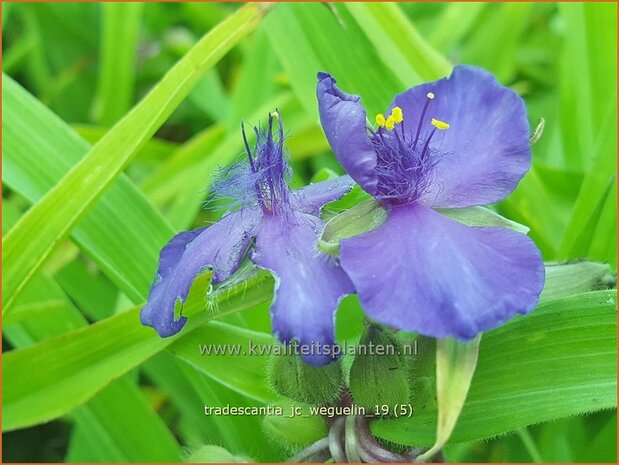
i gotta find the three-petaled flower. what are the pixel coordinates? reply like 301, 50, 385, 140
140, 113, 355, 365
316, 65, 545, 340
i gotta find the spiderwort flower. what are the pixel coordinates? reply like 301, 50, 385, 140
140, 112, 355, 365
316, 66, 545, 340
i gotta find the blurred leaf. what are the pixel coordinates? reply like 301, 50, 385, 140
185, 445, 250, 463
265, 2, 403, 119
2, 201, 181, 461
559, 2, 617, 171
428, 3, 488, 52
66, 378, 181, 462
373, 290, 617, 445
168, 321, 277, 403
3, 271, 274, 431
560, 106, 617, 268
345, 3, 451, 83
225, 28, 282, 132
54, 260, 118, 321
461, 3, 533, 82
2, 75, 174, 305
92, 3, 143, 125
177, 360, 277, 460
2, 3, 272, 314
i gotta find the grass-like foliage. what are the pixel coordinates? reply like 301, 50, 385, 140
2, 3, 616, 463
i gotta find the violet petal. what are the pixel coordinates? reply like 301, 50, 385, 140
293, 175, 356, 215
140, 208, 260, 337
316, 72, 378, 195
251, 210, 355, 365
390, 65, 531, 208
340, 203, 545, 339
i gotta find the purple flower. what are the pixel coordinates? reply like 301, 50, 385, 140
317, 65, 545, 340
140, 113, 355, 365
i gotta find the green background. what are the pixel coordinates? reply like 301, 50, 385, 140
2, 2, 617, 463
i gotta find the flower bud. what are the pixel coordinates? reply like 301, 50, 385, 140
268, 348, 343, 405
349, 324, 411, 414
262, 399, 328, 451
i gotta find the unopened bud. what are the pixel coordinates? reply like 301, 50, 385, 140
262, 399, 328, 451
268, 348, 343, 405
349, 324, 411, 414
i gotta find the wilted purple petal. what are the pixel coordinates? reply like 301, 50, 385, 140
293, 175, 355, 215
339, 203, 544, 339
390, 65, 531, 208
317, 72, 378, 196
140, 208, 260, 337
251, 210, 355, 365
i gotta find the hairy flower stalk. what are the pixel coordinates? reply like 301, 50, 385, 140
141, 112, 355, 365
317, 66, 545, 340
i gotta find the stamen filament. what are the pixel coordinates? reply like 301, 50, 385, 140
413, 92, 435, 149
241, 122, 255, 172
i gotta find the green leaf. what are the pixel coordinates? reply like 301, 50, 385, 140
417, 336, 481, 462
540, 261, 615, 303
2, 75, 173, 305
2, 207, 180, 460
91, 3, 143, 126
265, 2, 404, 119
344, 3, 451, 82
185, 445, 251, 463
318, 200, 388, 255
438, 206, 530, 234
318, 200, 530, 256
461, 3, 533, 82
558, 2, 617, 170
2, 3, 272, 314
373, 290, 618, 446
67, 378, 182, 462
2, 271, 274, 431
167, 321, 277, 403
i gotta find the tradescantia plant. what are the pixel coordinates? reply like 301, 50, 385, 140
2, 2, 616, 464
138, 63, 612, 462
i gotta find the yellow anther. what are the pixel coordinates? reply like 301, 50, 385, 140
427, 92, 435, 100
391, 106, 404, 123
375, 113, 386, 127
271, 110, 280, 120
385, 115, 396, 131
431, 118, 449, 130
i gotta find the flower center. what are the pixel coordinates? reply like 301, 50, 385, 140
243, 111, 291, 214
369, 93, 449, 204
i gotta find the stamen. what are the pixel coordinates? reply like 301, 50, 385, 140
375, 113, 386, 127
385, 115, 395, 131
431, 118, 450, 130
413, 92, 436, 149
241, 122, 255, 172
391, 106, 403, 123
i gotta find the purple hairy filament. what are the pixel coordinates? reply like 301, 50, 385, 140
369, 95, 449, 205
215, 111, 292, 215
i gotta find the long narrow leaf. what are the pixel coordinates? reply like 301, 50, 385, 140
2, 3, 272, 314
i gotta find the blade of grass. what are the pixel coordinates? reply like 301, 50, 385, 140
373, 290, 617, 446
91, 3, 143, 126
3, 75, 173, 304
344, 2, 451, 82
2, 270, 274, 431
265, 2, 403, 119
2, 203, 181, 460
2, 3, 273, 315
